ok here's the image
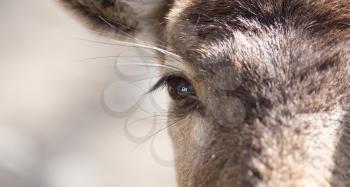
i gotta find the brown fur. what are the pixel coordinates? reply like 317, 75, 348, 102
57, 0, 173, 36
57, 0, 350, 186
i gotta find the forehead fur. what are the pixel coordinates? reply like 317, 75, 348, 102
167, 0, 350, 56
165, 0, 350, 116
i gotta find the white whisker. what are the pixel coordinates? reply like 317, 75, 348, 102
85, 60, 181, 71
109, 39, 182, 61
68, 37, 182, 62
79, 55, 154, 62
98, 15, 168, 48
114, 62, 181, 71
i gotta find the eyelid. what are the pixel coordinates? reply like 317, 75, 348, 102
148, 73, 187, 93
148, 75, 169, 93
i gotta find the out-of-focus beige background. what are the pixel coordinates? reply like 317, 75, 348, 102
0, 0, 176, 187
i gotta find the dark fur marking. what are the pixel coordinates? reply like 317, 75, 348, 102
58, 0, 139, 34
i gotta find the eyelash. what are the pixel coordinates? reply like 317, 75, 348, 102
148, 74, 201, 115
148, 74, 175, 93
149, 74, 197, 99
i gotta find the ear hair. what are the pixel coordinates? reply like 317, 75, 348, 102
57, 0, 172, 38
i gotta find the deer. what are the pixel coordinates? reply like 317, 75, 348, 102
57, 0, 350, 186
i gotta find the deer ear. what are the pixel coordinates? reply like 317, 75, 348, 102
58, 0, 172, 40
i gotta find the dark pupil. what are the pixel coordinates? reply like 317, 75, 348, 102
176, 82, 193, 96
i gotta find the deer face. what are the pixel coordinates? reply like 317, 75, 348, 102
58, 0, 350, 186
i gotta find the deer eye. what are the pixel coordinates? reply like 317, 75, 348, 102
149, 75, 199, 112
167, 77, 196, 100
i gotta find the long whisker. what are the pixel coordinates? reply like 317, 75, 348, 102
129, 116, 187, 153
113, 113, 169, 138
149, 116, 188, 138
69, 37, 182, 62
109, 39, 182, 60
128, 75, 163, 84
125, 115, 169, 128
85, 59, 181, 71
116, 62, 181, 71
98, 16, 168, 48
79, 55, 153, 62
98, 15, 136, 41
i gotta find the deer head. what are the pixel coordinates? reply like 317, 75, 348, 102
57, 0, 350, 186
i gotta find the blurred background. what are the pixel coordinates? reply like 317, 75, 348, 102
0, 0, 176, 187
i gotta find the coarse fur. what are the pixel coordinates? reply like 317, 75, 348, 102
57, 0, 350, 186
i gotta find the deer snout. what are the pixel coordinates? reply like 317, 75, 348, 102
232, 112, 340, 187
183, 108, 342, 187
